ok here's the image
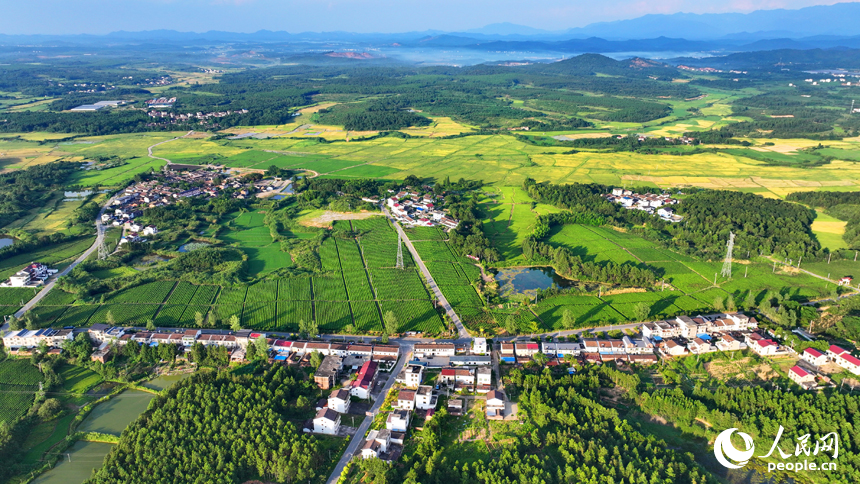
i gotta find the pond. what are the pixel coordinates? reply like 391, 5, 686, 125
178, 242, 210, 253
0, 237, 13, 248
142, 373, 191, 391
78, 390, 155, 435
495, 267, 575, 296
30, 441, 114, 484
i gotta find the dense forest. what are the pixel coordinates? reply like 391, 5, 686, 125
632, 382, 860, 482
522, 179, 824, 260
0, 161, 81, 226
87, 366, 328, 484
364, 366, 715, 484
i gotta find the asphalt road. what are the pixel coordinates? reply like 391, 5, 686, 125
325, 347, 412, 484
5, 195, 116, 325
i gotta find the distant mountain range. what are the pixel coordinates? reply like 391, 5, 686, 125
2, 3, 860, 60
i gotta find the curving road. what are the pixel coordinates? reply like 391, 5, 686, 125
8, 196, 115, 322
383, 207, 469, 339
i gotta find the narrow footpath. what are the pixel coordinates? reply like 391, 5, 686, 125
325, 348, 412, 484
383, 207, 469, 338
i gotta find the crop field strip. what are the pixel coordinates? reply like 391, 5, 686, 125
0, 359, 43, 424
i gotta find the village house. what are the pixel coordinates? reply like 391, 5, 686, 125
476, 367, 492, 392
4, 263, 58, 287
541, 342, 582, 357
447, 398, 464, 416
439, 368, 476, 389
801, 347, 829, 367
473, 337, 487, 355
788, 365, 817, 389
396, 389, 417, 410
827, 345, 850, 360
715, 334, 745, 352
386, 409, 411, 432
663, 339, 687, 357
413, 343, 456, 358
747, 334, 782, 356
448, 355, 492, 366
514, 342, 540, 357
312, 408, 341, 435
687, 337, 715, 354
415, 385, 437, 410
91, 342, 112, 364
2, 328, 73, 349
486, 390, 506, 419
360, 429, 392, 460
396, 365, 424, 388
314, 356, 344, 390
328, 388, 352, 413
372, 344, 400, 362
351, 360, 378, 399
836, 352, 860, 375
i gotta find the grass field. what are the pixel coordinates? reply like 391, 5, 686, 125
0, 359, 41, 424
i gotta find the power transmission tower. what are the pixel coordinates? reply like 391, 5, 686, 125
395, 231, 404, 270
721, 231, 735, 279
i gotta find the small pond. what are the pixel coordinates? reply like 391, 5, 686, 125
30, 441, 114, 484
495, 267, 575, 296
0, 237, 13, 248
78, 390, 155, 435
143, 373, 191, 391
178, 242, 210, 253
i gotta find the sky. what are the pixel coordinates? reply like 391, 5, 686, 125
0, 0, 854, 35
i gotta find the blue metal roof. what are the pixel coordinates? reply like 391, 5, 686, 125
697, 333, 712, 340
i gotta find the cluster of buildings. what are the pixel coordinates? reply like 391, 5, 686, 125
677, 65, 723, 73
500, 338, 659, 366
102, 168, 248, 227
642, 313, 760, 357
605, 188, 682, 222
1, 262, 58, 288
386, 189, 459, 229
790, 344, 860, 390
146, 109, 249, 126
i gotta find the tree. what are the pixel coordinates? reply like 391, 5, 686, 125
744, 290, 758, 310
344, 324, 355, 334
533, 352, 549, 367
37, 398, 63, 421
105, 311, 115, 325
633, 302, 650, 322
146, 319, 156, 331
505, 314, 518, 335
207, 313, 219, 328
381, 330, 389, 344
296, 395, 309, 409
562, 308, 575, 330
254, 336, 268, 359
194, 311, 204, 328
713, 296, 726, 312
7, 316, 21, 331
230, 314, 241, 332
383, 311, 399, 334
310, 351, 323, 369
300, 319, 319, 339
245, 342, 257, 361
190, 342, 206, 364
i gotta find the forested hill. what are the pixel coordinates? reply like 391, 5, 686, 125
522, 179, 823, 260
87, 367, 327, 484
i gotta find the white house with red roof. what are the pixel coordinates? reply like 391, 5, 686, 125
749, 337, 781, 356
788, 365, 816, 389
351, 360, 378, 400
827, 345, 850, 361
801, 347, 828, 367
836, 353, 860, 375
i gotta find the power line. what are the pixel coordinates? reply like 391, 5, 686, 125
721, 231, 734, 279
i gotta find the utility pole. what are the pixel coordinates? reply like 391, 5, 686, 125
721, 232, 734, 279
395, 232, 404, 270
744, 266, 748, 278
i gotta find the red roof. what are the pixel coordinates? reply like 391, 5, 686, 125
804, 348, 824, 358
757, 339, 776, 347
353, 360, 379, 390
274, 340, 292, 347
440, 368, 456, 376
527, 343, 539, 350
789, 365, 809, 377
249, 332, 263, 339
830, 345, 849, 355
842, 354, 860, 367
